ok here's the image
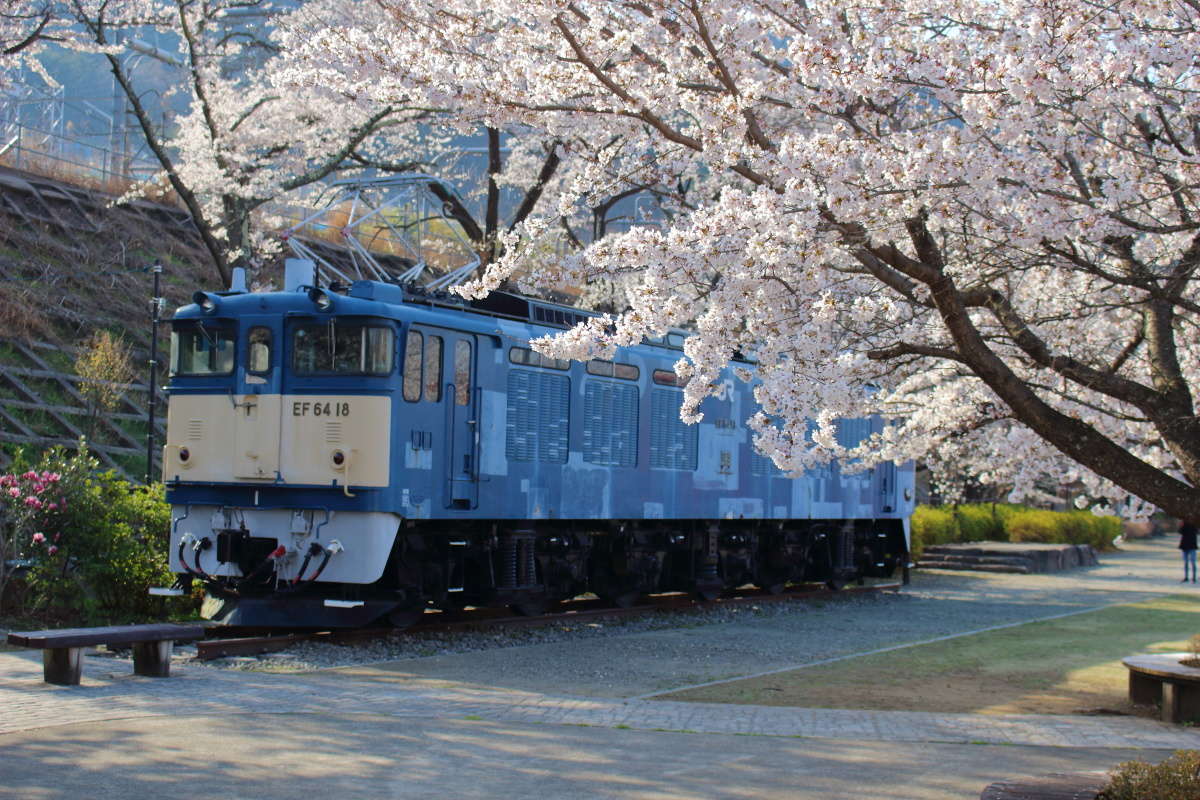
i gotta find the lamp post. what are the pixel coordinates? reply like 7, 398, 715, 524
145, 263, 163, 484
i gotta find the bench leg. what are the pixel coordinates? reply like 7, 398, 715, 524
43, 647, 83, 686
1129, 670, 1160, 706
132, 641, 173, 677
1179, 683, 1200, 723
1163, 682, 1181, 723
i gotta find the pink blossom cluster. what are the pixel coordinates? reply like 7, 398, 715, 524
2, 468, 69, 556
1, 470, 62, 500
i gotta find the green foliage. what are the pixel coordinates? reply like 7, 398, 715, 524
954, 505, 1009, 543
1007, 510, 1120, 551
910, 506, 956, 558
6, 443, 183, 624
1099, 750, 1200, 800
911, 503, 1118, 558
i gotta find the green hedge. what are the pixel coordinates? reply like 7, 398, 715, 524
1007, 509, 1121, 552
910, 503, 1120, 558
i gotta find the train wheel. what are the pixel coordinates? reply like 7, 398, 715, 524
825, 577, 846, 591
510, 599, 547, 617
763, 582, 787, 596
601, 591, 641, 609
386, 605, 425, 630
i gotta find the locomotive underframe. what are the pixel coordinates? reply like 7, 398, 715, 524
192, 515, 909, 628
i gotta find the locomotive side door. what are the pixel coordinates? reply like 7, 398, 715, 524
445, 332, 480, 509
233, 322, 282, 480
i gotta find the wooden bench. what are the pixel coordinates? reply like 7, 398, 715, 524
1122, 652, 1200, 723
980, 772, 1108, 799
7, 624, 206, 685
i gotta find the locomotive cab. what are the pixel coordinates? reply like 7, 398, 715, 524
163, 289, 406, 626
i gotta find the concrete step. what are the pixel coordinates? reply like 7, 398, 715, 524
918, 542, 1099, 573
916, 560, 1031, 574
932, 554, 1034, 568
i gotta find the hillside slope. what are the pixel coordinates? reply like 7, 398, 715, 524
0, 166, 224, 479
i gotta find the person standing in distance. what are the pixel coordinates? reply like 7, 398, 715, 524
1180, 519, 1198, 583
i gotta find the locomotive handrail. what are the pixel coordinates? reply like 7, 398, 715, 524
340, 449, 357, 498
471, 385, 483, 487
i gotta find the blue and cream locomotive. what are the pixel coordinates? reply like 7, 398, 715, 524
163, 268, 914, 627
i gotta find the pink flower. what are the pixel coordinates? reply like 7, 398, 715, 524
43, 472, 60, 483
6, 487, 18, 498
0, 475, 12, 487
21, 471, 36, 480
47, 503, 58, 511
24, 496, 42, 509
32, 483, 44, 493
31, 532, 44, 544
47, 546, 57, 555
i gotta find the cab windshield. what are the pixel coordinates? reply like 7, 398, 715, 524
292, 321, 394, 376
170, 324, 236, 376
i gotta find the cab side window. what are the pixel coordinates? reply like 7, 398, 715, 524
403, 331, 422, 402
454, 340, 471, 405
424, 335, 443, 402
247, 327, 272, 374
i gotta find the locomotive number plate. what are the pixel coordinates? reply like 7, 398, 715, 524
292, 401, 351, 417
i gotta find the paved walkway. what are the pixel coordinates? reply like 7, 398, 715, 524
2, 648, 1198, 750
0, 537, 1195, 800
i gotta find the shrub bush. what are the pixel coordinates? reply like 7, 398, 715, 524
5, 444, 183, 624
1099, 750, 1200, 800
913, 504, 1119, 558
1007, 509, 1121, 550
910, 506, 956, 558
1006, 509, 1060, 543
954, 505, 1009, 543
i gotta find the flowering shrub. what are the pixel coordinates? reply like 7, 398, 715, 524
0, 465, 71, 614
1, 444, 179, 624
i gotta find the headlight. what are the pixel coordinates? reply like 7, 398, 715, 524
307, 287, 333, 311
192, 292, 220, 314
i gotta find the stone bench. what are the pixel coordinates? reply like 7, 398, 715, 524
1122, 652, 1200, 723
7, 623, 206, 685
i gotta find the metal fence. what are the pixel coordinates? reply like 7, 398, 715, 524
0, 120, 160, 196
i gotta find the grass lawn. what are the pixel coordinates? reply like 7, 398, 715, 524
662, 595, 1200, 717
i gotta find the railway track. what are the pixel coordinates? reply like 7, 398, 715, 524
194, 581, 902, 661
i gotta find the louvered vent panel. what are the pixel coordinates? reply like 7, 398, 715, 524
650, 389, 697, 470
583, 381, 638, 467
325, 422, 342, 444
506, 370, 569, 463
836, 418, 870, 448
186, 419, 204, 440
751, 452, 779, 476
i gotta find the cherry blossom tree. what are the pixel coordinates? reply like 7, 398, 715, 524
7, 0, 429, 286
0, 0, 50, 84
283, 0, 1200, 519
277, 0, 711, 280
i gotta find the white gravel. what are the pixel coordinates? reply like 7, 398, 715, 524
175, 591, 894, 673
